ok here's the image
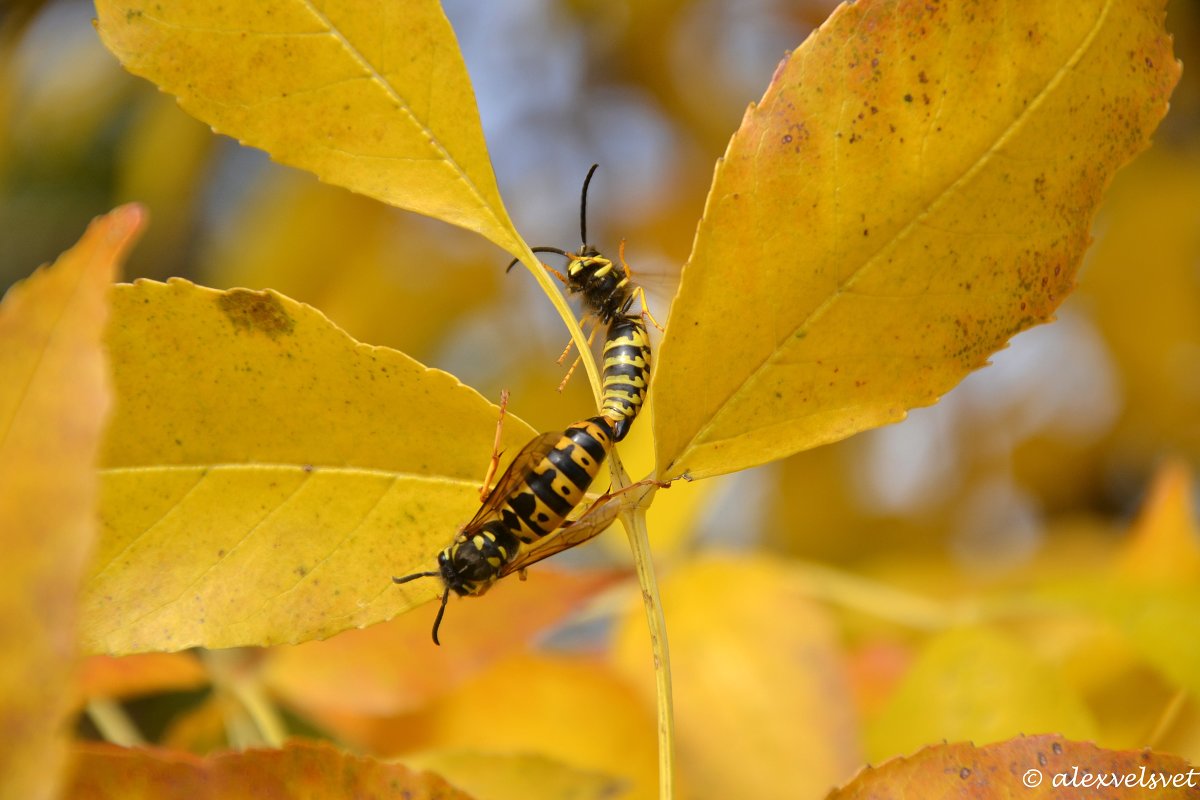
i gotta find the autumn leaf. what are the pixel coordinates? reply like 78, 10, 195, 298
1028, 462, 1200, 698
94, 0, 523, 257
0, 206, 144, 800
261, 568, 624, 718
83, 279, 538, 654
321, 652, 659, 800
404, 752, 624, 800
611, 556, 861, 800
864, 627, 1095, 763
653, 0, 1180, 480
1115, 459, 1200, 582
831, 735, 1200, 799
67, 740, 475, 800
76, 653, 207, 707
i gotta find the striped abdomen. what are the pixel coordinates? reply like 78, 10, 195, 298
497, 416, 613, 544
441, 416, 614, 596
599, 315, 651, 441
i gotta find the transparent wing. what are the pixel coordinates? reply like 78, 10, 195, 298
462, 430, 563, 531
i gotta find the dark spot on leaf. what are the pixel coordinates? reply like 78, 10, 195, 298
959, 767, 971, 779
904, 93, 913, 103
217, 289, 295, 338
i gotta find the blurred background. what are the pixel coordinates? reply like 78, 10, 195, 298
3, 0, 1198, 570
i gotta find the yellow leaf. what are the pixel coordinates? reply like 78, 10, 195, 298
865, 627, 1095, 763
1081, 150, 1200, 462
67, 740, 475, 800
94, 0, 522, 257
0, 206, 144, 800
331, 652, 658, 800
404, 751, 623, 800
1043, 580, 1200, 697
84, 279, 537, 654
1115, 459, 1200, 582
610, 556, 861, 800
653, 0, 1180, 480
832, 735, 1200, 799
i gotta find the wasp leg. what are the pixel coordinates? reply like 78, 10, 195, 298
584, 476, 672, 514
479, 389, 510, 502
557, 322, 599, 393
634, 286, 666, 332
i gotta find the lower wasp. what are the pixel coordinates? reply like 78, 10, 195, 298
395, 393, 626, 644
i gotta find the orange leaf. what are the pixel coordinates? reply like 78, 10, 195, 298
76, 653, 207, 706
831, 735, 1200, 799
0, 205, 144, 800
67, 740, 474, 800
262, 567, 623, 718
653, 0, 1180, 480
323, 652, 658, 800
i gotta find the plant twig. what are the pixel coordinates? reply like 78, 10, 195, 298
85, 697, 145, 747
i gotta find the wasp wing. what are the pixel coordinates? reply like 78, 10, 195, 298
461, 430, 563, 532
497, 491, 622, 577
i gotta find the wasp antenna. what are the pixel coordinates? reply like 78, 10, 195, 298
392, 570, 439, 584
580, 163, 600, 246
508, 247, 572, 274
431, 587, 451, 646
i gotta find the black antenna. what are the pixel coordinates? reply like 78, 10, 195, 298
393, 571, 452, 646
506, 246, 570, 273
393, 571, 438, 585
580, 164, 599, 246
431, 588, 450, 645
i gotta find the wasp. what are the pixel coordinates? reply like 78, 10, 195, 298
394, 395, 619, 644
508, 165, 662, 440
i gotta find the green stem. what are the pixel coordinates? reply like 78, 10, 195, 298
620, 501, 675, 800
201, 649, 285, 748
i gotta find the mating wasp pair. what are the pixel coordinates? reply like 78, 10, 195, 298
396, 166, 663, 643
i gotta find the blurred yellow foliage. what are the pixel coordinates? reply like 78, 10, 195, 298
0, 206, 143, 800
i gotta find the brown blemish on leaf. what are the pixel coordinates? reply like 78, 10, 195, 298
217, 289, 295, 338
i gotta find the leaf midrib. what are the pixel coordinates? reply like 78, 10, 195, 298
295, 0, 503, 227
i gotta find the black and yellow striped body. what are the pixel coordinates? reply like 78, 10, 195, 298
436, 415, 614, 598
599, 314, 651, 441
